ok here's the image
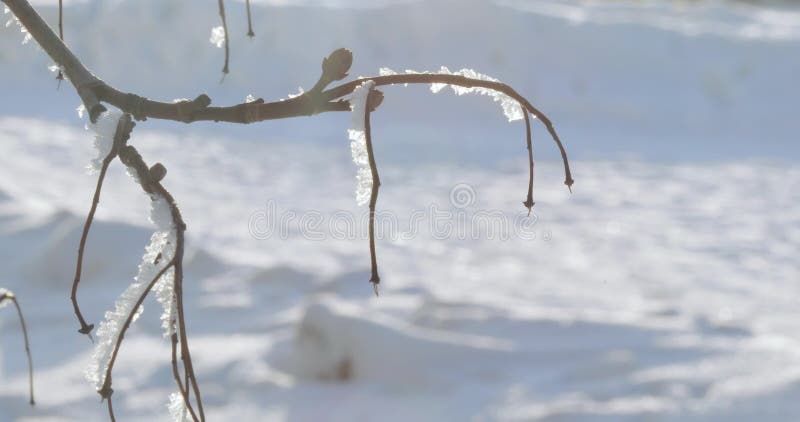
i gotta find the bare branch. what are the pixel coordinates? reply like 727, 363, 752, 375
4, 0, 104, 121
523, 109, 535, 214
245, 0, 254, 38
324, 74, 574, 191
217, 0, 230, 76
71, 117, 128, 339
55, 0, 64, 85
4, 0, 575, 194
0, 292, 35, 406
364, 88, 382, 295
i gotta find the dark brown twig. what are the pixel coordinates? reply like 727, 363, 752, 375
324, 74, 573, 191
72, 118, 127, 339
0, 292, 35, 406
363, 88, 382, 295
55, 0, 64, 86
2, 0, 574, 190
106, 393, 116, 422
84, 115, 202, 421
523, 109, 535, 214
217, 0, 230, 76
245, 0, 254, 38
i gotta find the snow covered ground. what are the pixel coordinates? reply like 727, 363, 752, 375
1, 0, 799, 421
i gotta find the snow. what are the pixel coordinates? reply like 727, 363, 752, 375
87, 110, 123, 173
347, 80, 375, 206
209, 26, 225, 48
0, 288, 11, 309
1, 0, 799, 421
379, 66, 524, 121
85, 230, 175, 390
0, 115, 797, 420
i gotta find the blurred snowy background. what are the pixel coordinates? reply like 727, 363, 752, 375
0, 0, 798, 420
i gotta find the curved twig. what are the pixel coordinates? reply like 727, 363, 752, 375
245, 0, 254, 38
217, 0, 230, 76
364, 88, 381, 295
0, 292, 35, 406
324, 74, 573, 190
71, 121, 126, 339
523, 109, 535, 214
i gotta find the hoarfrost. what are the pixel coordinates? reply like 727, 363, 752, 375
379, 66, 525, 121
0, 287, 11, 309
86, 230, 176, 389
87, 110, 123, 173
168, 392, 191, 422
348, 80, 375, 206
210, 26, 225, 48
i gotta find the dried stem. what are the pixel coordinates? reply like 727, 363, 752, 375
523, 109, 535, 214
324, 74, 573, 190
171, 333, 201, 422
2, 1, 575, 419
1, 292, 35, 406
55, 0, 64, 85
217, 0, 230, 76
245, 0, 254, 38
3, 0, 575, 193
86, 115, 203, 421
106, 393, 116, 422
71, 121, 126, 338
364, 88, 381, 295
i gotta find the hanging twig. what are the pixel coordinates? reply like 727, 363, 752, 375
523, 109, 535, 214
245, 0, 254, 38
0, 290, 35, 406
106, 393, 116, 422
217, 0, 230, 76
55, 0, 64, 86
71, 121, 126, 339
363, 88, 382, 296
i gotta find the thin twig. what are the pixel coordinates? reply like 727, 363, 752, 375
173, 237, 205, 421
324, 74, 573, 191
523, 109, 535, 214
106, 393, 116, 422
217, 0, 230, 76
171, 333, 201, 422
55, 0, 64, 86
245, 0, 254, 38
1, 293, 35, 406
364, 88, 381, 296
72, 124, 125, 339
99, 260, 176, 400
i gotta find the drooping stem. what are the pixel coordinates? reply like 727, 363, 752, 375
523, 109, 535, 214
171, 332, 201, 422
173, 234, 205, 421
217, 0, 230, 75
106, 393, 116, 422
72, 123, 125, 339
1, 293, 35, 406
324, 74, 573, 191
245, 0, 255, 38
364, 88, 382, 295
56, 0, 64, 85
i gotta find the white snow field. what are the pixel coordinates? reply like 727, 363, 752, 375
1, 0, 799, 421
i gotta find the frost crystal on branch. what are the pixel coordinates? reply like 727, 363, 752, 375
86, 158, 179, 388
210, 26, 225, 48
4, 5, 31, 44
0, 287, 12, 309
168, 392, 191, 422
87, 110, 123, 173
347, 80, 375, 206
380, 66, 525, 121
86, 230, 175, 389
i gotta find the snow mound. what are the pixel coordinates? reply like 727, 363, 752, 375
288, 297, 512, 385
